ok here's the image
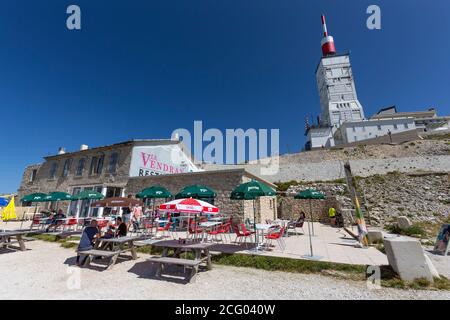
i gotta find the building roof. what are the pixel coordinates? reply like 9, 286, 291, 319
43, 139, 181, 160
128, 167, 278, 189
370, 110, 437, 120
375, 106, 397, 115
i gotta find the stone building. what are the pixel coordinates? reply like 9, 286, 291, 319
17, 139, 277, 222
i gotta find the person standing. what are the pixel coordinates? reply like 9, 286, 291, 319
121, 195, 133, 229
328, 207, 336, 226
131, 205, 143, 233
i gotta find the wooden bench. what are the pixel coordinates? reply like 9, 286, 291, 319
147, 256, 202, 283
0, 231, 28, 251
78, 249, 120, 270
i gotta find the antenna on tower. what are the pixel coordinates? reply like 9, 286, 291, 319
321, 14, 336, 56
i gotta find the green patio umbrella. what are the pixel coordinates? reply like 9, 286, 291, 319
42, 192, 73, 217
21, 193, 48, 203
137, 185, 172, 199
175, 185, 217, 201
43, 192, 73, 202
230, 180, 276, 251
294, 188, 326, 259
72, 190, 104, 201
20, 193, 48, 230
136, 185, 172, 238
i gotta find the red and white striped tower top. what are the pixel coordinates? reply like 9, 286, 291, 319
321, 14, 336, 56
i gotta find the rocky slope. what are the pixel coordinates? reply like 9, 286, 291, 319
355, 172, 450, 226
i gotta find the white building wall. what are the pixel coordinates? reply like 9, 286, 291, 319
341, 118, 416, 143
307, 127, 335, 149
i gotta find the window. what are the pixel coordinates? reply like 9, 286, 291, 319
62, 159, 72, 177
96, 155, 105, 174
394, 124, 398, 130
362, 126, 366, 132
108, 152, 119, 173
76, 159, 85, 176
91, 186, 103, 217
29, 169, 37, 183
88, 155, 104, 175
69, 187, 81, 216
354, 136, 358, 141
404, 123, 409, 129
352, 127, 356, 132
377, 125, 382, 131
89, 157, 98, 175
49, 162, 58, 179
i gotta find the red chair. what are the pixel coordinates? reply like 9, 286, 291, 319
240, 224, 256, 236
233, 224, 254, 247
187, 220, 203, 239
31, 216, 41, 230
215, 222, 232, 243
264, 227, 286, 251
207, 223, 228, 242
141, 218, 154, 235
62, 218, 78, 231
157, 221, 173, 238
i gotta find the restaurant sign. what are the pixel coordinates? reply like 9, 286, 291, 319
129, 145, 200, 177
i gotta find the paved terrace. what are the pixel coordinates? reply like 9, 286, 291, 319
201, 223, 388, 266
1, 221, 388, 266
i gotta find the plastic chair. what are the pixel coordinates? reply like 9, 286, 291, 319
264, 227, 286, 251
157, 221, 173, 238
233, 224, 254, 247
62, 218, 78, 231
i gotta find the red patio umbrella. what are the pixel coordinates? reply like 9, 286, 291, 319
159, 198, 219, 239
159, 198, 219, 214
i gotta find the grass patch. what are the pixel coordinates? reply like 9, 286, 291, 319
30, 233, 58, 242
212, 253, 366, 277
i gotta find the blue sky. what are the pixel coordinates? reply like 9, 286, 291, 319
1, 0, 449, 193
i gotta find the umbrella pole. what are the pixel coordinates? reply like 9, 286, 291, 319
253, 199, 258, 250
150, 199, 155, 238
310, 199, 315, 236
307, 211, 313, 257
20, 201, 25, 229
29, 203, 38, 231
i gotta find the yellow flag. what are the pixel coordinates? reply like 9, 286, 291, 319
2, 197, 16, 221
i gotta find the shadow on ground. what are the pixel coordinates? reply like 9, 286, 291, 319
127, 260, 204, 285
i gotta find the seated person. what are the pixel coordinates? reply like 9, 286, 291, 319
102, 226, 115, 239
76, 220, 100, 266
46, 209, 66, 232
116, 217, 127, 237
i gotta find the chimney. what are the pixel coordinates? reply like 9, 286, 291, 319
58, 147, 66, 155
80, 144, 89, 151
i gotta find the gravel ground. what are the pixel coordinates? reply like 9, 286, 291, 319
1, 240, 449, 300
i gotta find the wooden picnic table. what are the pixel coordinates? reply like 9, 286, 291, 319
0, 230, 28, 251
148, 240, 214, 282
80, 235, 141, 269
